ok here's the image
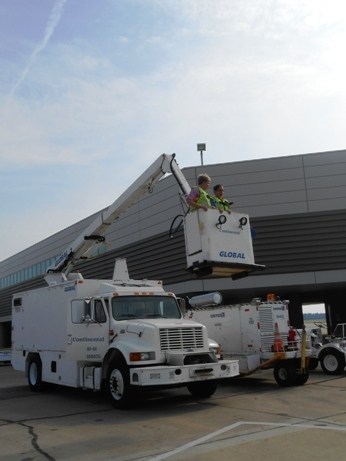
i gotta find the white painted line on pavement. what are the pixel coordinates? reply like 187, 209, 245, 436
147, 420, 346, 460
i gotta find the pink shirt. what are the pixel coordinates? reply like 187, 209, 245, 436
187, 188, 199, 203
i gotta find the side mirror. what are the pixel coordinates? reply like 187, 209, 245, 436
177, 297, 186, 316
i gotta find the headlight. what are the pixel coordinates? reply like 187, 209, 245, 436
209, 345, 221, 356
208, 342, 222, 360
129, 352, 155, 361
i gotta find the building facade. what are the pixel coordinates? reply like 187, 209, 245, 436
1, 149, 346, 347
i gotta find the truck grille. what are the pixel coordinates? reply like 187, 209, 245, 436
160, 327, 205, 351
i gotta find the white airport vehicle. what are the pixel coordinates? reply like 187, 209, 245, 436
12, 153, 244, 409
305, 323, 346, 375
186, 293, 311, 386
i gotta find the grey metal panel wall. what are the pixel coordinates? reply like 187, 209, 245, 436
1, 209, 346, 318
74, 228, 189, 285
199, 149, 346, 217
303, 151, 346, 212
252, 210, 346, 273
73, 209, 346, 284
1, 149, 346, 287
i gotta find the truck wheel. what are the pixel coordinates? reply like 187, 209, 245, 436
294, 371, 309, 386
28, 356, 45, 392
273, 361, 297, 387
308, 358, 319, 370
187, 380, 217, 398
320, 350, 345, 375
106, 359, 133, 409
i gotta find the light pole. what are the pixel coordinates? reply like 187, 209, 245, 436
197, 143, 206, 166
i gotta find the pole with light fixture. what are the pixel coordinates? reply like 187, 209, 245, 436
197, 143, 206, 166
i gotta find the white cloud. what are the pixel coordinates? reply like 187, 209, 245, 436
8, 0, 68, 98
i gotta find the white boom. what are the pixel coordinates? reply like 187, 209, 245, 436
47, 152, 264, 281
47, 154, 190, 276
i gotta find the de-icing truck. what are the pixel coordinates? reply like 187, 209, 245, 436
186, 293, 311, 386
12, 153, 264, 409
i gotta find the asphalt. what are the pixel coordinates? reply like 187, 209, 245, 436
1, 364, 346, 460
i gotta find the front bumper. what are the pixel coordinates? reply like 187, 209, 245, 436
129, 359, 239, 386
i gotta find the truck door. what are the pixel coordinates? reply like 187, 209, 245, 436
66, 298, 109, 361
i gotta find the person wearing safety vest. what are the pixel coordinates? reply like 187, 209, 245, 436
186, 173, 212, 211
211, 184, 233, 214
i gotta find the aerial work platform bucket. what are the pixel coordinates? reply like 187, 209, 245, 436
184, 209, 265, 279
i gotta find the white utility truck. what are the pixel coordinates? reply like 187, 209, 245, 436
12, 153, 244, 409
305, 323, 346, 375
186, 294, 311, 386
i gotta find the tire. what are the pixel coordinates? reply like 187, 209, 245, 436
308, 358, 319, 371
320, 349, 346, 375
27, 356, 45, 392
187, 380, 217, 398
294, 371, 309, 386
106, 357, 133, 409
273, 361, 297, 387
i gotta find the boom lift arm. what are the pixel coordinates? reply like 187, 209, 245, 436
47, 154, 190, 276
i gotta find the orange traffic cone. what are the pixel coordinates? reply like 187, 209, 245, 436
272, 322, 285, 352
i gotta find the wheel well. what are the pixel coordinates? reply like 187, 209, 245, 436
318, 347, 342, 359
102, 349, 126, 380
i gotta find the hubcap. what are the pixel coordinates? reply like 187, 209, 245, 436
109, 369, 124, 400
278, 368, 288, 381
29, 363, 38, 385
324, 354, 338, 372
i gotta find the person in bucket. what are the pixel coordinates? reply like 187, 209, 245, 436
186, 173, 212, 211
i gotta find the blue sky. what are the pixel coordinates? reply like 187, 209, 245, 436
1, 0, 346, 261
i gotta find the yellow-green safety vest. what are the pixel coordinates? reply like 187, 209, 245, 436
197, 187, 211, 207
211, 195, 230, 211
190, 187, 211, 211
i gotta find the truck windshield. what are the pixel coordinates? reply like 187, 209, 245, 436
111, 296, 181, 320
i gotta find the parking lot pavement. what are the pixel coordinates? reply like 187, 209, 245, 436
1, 364, 346, 461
